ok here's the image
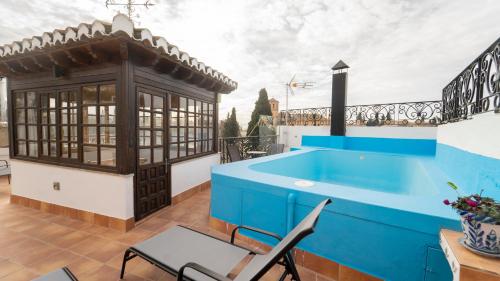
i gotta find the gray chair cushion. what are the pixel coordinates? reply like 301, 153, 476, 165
133, 226, 250, 281
32, 268, 74, 281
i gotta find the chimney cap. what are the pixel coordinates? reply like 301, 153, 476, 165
332, 60, 349, 71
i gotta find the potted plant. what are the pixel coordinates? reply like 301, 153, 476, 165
444, 182, 500, 256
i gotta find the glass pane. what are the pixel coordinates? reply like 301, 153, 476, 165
42, 141, 48, 156
41, 110, 48, 124
27, 109, 37, 123
82, 86, 97, 104
61, 142, 69, 158
139, 111, 151, 128
208, 116, 213, 127
50, 142, 57, 156
61, 126, 68, 141
179, 128, 186, 142
27, 126, 37, 140
153, 131, 163, 145
196, 141, 202, 153
100, 147, 116, 167
26, 92, 36, 107
69, 91, 78, 107
70, 126, 78, 142
138, 130, 151, 146
16, 125, 25, 139
60, 92, 68, 107
139, 148, 151, 165
83, 126, 97, 144
49, 93, 57, 108
15, 92, 25, 107
17, 141, 26, 156
100, 84, 116, 104
196, 100, 201, 113
188, 128, 195, 141
179, 97, 186, 111
208, 140, 213, 151
70, 109, 78, 124
196, 128, 202, 140
100, 105, 116, 125
188, 99, 195, 112
28, 142, 38, 157
170, 111, 178, 126
153, 96, 163, 111
209, 129, 213, 139
83, 106, 97, 124
208, 103, 214, 114
16, 109, 25, 123
41, 126, 48, 139
170, 144, 178, 159
196, 114, 202, 127
187, 142, 195, 155
170, 95, 179, 109
153, 113, 163, 128
49, 126, 56, 141
49, 110, 56, 124
169, 128, 177, 142
83, 146, 98, 164
202, 102, 207, 114
179, 143, 186, 157
61, 109, 68, 124
153, 148, 163, 163
203, 141, 208, 152
139, 92, 151, 110
179, 112, 186, 126
100, 126, 116, 145
188, 113, 195, 127
40, 94, 48, 108
70, 143, 78, 159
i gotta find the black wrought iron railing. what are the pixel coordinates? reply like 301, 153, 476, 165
442, 38, 500, 122
279, 100, 442, 127
218, 135, 278, 163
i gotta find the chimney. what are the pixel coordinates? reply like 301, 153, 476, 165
330, 60, 349, 136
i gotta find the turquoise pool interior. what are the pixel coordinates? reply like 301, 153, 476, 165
210, 136, 500, 281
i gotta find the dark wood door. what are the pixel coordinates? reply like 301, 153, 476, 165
134, 89, 170, 221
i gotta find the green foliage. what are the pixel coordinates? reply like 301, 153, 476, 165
247, 88, 273, 137
222, 107, 240, 138
444, 182, 500, 224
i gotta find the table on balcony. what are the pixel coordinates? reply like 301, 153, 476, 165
440, 229, 500, 281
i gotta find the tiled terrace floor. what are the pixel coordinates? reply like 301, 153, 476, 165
0, 177, 332, 281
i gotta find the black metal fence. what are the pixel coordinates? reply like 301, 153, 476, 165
279, 101, 442, 127
218, 135, 278, 163
442, 38, 500, 122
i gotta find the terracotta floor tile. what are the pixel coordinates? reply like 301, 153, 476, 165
79, 265, 144, 281
70, 236, 128, 263
0, 259, 23, 278
66, 256, 103, 277
28, 250, 81, 275
49, 230, 90, 249
116, 228, 155, 246
0, 269, 39, 281
10, 243, 61, 267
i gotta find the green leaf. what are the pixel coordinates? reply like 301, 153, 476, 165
447, 181, 459, 190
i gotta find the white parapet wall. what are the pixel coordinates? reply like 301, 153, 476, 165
10, 160, 134, 220
171, 153, 219, 196
278, 125, 437, 150
437, 111, 500, 159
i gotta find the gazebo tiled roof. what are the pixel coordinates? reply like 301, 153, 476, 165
0, 14, 237, 93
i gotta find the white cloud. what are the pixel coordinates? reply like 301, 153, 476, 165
0, 0, 499, 128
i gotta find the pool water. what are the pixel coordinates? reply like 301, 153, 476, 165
250, 149, 438, 196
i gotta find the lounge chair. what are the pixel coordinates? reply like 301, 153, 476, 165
268, 144, 285, 155
227, 144, 242, 162
120, 198, 331, 281
32, 267, 77, 281
0, 160, 10, 184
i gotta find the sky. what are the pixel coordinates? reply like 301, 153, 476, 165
0, 0, 499, 128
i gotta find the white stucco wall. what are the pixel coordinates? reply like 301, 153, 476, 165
10, 160, 134, 219
171, 153, 219, 196
278, 125, 437, 150
437, 111, 500, 159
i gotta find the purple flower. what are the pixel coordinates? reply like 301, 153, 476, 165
443, 199, 451, 205
466, 199, 478, 207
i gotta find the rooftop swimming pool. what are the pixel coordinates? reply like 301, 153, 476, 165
210, 136, 479, 281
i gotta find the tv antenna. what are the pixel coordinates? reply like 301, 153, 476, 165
105, 0, 155, 24
284, 74, 315, 126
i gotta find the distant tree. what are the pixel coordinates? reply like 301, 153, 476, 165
247, 88, 273, 137
222, 107, 240, 138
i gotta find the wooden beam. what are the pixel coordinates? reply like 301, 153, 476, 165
119, 42, 129, 61
48, 52, 72, 68
64, 49, 89, 65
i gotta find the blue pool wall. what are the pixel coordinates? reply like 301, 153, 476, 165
301, 135, 437, 156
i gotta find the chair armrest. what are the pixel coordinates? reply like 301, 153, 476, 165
230, 225, 282, 244
0, 160, 8, 167
177, 262, 231, 281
